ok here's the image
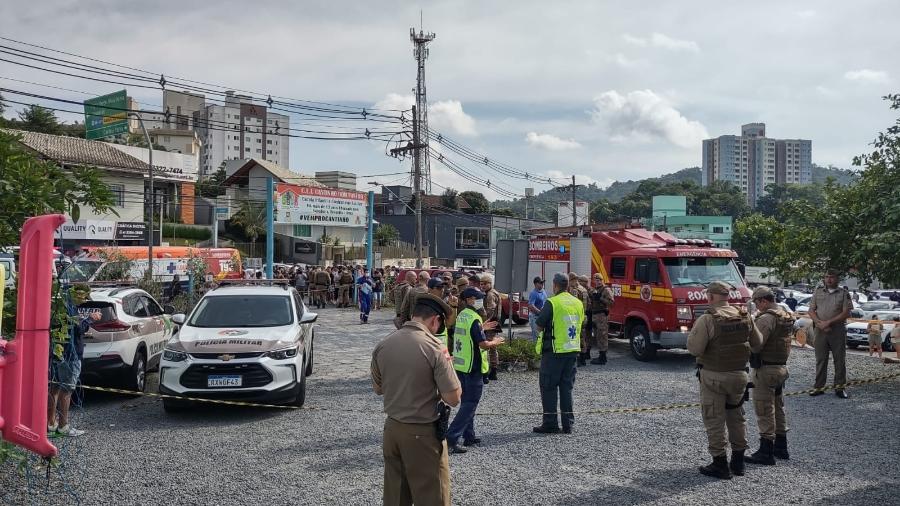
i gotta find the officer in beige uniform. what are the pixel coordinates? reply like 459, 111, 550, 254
567, 273, 589, 366
338, 267, 355, 308
687, 281, 762, 480
588, 273, 615, 365
393, 271, 417, 328
809, 269, 852, 398
745, 286, 795, 466
479, 273, 502, 381
372, 294, 462, 506
398, 271, 431, 325
576, 275, 592, 366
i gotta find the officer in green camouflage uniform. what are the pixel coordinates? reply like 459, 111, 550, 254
588, 273, 615, 365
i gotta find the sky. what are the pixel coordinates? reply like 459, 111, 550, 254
2, 0, 898, 200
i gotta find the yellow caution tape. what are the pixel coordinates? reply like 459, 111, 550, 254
62, 370, 900, 416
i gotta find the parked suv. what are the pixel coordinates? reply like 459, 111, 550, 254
78, 286, 176, 392
159, 281, 316, 412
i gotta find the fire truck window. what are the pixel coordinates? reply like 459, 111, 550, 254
610, 257, 627, 278
634, 258, 660, 284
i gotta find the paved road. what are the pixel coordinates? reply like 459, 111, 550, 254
3, 307, 899, 505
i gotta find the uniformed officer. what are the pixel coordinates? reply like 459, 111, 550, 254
446, 288, 504, 454
745, 286, 795, 466
533, 272, 584, 434
338, 266, 355, 308
808, 268, 852, 398
393, 271, 416, 328
371, 294, 462, 506
479, 273, 502, 381
568, 273, 590, 366
398, 271, 431, 325
588, 273, 615, 365
687, 280, 762, 479
313, 267, 332, 309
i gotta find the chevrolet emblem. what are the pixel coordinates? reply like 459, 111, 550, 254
218, 354, 236, 362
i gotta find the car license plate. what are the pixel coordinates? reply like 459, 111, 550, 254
207, 375, 242, 387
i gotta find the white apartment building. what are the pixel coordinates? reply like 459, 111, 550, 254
194, 91, 290, 176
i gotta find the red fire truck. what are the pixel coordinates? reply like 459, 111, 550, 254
528, 226, 751, 361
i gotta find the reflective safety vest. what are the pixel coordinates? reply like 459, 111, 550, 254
759, 308, 794, 365
535, 291, 584, 355
453, 308, 489, 374
698, 307, 752, 372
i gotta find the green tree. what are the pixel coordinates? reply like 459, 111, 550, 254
17, 105, 62, 135
0, 130, 116, 247
691, 180, 750, 218
196, 165, 227, 198
373, 223, 400, 246
490, 207, 516, 217
755, 183, 823, 220
229, 201, 266, 248
440, 188, 459, 210
731, 214, 784, 266
459, 191, 490, 214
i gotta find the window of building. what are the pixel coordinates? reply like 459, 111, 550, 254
110, 184, 125, 207
256, 149, 261, 153
267, 149, 273, 155
610, 257, 627, 278
245, 147, 250, 152
292, 224, 311, 237
256, 138, 261, 143
712, 226, 724, 234
267, 139, 272, 144
455, 227, 490, 250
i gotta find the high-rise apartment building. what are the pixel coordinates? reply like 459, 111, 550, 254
701, 123, 811, 204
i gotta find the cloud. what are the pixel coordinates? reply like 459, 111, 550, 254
525, 132, 582, 151
590, 90, 709, 149
623, 32, 700, 53
373, 94, 476, 137
843, 69, 890, 84
815, 85, 841, 99
797, 9, 817, 18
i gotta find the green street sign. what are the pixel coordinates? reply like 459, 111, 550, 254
84, 90, 129, 140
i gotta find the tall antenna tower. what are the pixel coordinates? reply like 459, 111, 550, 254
410, 26, 435, 194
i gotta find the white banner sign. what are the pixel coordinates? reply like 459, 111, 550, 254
55, 220, 116, 240
274, 184, 368, 228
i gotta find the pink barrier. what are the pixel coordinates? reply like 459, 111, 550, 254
0, 214, 65, 458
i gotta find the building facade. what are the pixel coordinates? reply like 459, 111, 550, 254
644, 195, 733, 249
314, 171, 357, 191
701, 123, 811, 205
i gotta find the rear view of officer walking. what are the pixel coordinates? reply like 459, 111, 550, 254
372, 294, 461, 506
588, 273, 615, 365
687, 281, 762, 479
533, 273, 584, 434
746, 286, 795, 465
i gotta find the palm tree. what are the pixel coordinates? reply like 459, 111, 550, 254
230, 201, 266, 254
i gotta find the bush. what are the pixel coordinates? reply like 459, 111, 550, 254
497, 338, 538, 364
161, 224, 212, 242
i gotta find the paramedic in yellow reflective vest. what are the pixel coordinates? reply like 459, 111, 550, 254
533, 273, 584, 434
446, 288, 504, 454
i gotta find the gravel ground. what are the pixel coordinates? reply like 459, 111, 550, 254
3, 307, 899, 505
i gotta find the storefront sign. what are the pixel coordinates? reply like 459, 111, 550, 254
114, 222, 147, 241
274, 184, 367, 228
55, 220, 147, 242
528, 238, 570, 261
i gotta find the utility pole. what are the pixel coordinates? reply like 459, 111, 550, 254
389, 106, 427, 268
410, 25, 435, 195
555, 175, 585, 227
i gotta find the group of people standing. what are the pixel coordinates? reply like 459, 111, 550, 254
277, 264, 387, 323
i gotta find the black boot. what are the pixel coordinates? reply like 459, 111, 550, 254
577, 352, 588, 367
774, 434, 790, 460
590, 351, 607, 365
729, 450, 745, 476
488, 368, 498, 381
745, 438, 776, 465
699, 455, 732, 480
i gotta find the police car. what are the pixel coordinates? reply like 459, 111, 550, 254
159, 281, 316, 411
79, 287, 176, 392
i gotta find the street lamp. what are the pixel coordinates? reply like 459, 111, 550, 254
127, 112, 153, 276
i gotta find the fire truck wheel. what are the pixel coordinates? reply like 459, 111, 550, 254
628, 323, 657, 361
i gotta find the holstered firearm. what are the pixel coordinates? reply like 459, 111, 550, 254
434, 401, 451, 448
749, 353, 762, 369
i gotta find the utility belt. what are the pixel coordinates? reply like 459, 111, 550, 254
750, 353, 786, 369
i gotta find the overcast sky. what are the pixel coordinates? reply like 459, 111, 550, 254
2, 0, 898, 199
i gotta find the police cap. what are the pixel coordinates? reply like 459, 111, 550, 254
414, 293, 452, 319
426, 277, 446, 289
706, 280, 732, 295
751, 286, 774, 300
455, 277, 470, 288
461, 287, 485, 300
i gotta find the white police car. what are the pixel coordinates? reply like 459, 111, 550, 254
159, 282, 317, 411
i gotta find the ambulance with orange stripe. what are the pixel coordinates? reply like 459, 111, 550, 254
528, 227, 751, 361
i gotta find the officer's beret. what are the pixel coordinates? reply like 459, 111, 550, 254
578, 275, 589, 284
706, 280, 732, 295
414, 293, 452, 318
455, 277, 470, 288
568, 272, 578, 279
461, 287, 485, 300
751, 286, 774, 300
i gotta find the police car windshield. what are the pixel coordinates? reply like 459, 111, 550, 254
188, 295, 294, 327
662, 257, 743, 287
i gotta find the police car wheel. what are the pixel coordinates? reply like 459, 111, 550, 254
628, 323, 657, 362
305, 336, 315, 377
124, 349, 147, 393
292, 360, 308, 407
